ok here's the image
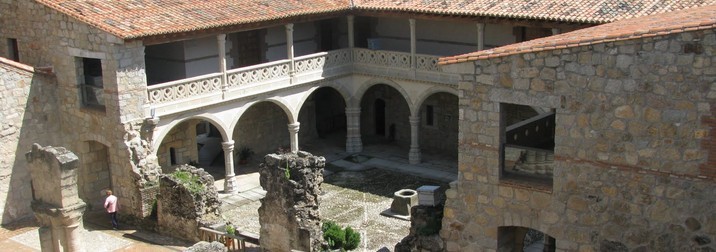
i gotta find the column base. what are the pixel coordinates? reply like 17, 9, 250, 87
346, 137, 363, 153
224, 175, 238, 193
409, 148, 421, 164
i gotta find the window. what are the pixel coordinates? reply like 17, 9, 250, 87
425, 105, 435, 126
7, 38, 19, 61
500, 103, 555, 186
77, 57, 105, 109
170, 147, 177, 165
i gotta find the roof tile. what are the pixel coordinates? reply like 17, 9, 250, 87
439, 5, 716, 65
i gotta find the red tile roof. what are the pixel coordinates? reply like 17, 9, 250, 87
35, 0, 352, 40
0, 57, 54, 75
439, 5, 716, 65
354, 0, 716, 24
34, 0, 716, 41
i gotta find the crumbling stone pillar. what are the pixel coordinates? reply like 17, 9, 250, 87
157, 165, 222, 242
26, 144, 86, 252
258, 151, 325, 252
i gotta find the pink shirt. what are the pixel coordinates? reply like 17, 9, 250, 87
104, 195, 118, 213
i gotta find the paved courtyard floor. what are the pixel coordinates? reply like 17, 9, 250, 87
217, 138, 456, 251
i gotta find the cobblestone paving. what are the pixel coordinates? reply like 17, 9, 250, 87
222, 166, 448, 251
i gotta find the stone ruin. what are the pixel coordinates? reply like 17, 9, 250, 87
26, 144, 87, 252
157, 165, 222, 242
394, 205, 445, 252
258, 151, 325, 252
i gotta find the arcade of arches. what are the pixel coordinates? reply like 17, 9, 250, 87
154, 84, 459, 192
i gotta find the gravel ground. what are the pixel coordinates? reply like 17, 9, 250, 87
221, 167, 447, 251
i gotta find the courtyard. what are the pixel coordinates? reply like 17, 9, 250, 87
215, 138, 456, 251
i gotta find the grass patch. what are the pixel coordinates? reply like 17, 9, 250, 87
172, 170, 205, 195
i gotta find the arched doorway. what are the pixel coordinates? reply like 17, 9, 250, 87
297, 87, 347, 151
233, 101, 290, 167
78, 141, 111, 212
360, 84, 411, 150
157, 119, 225, 176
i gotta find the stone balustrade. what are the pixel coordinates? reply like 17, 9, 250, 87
145, 48, 454, 116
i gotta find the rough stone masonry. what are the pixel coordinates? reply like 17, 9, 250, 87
258, 151, 325, 252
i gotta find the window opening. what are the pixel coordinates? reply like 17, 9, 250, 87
501, 103, 555, 185
78, 57, 105, 109
7, 38, 19, 61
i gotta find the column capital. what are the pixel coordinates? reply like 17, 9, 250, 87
409, 18, 416, 26
409, 116, 421, 124
217, 33, 226, 40
347, 15, 354, 22
222, 140, 235, 149
345, 107, 361, 114
285, 23, 294, 31
476, 22, 485, 31
288, 122, 300, 132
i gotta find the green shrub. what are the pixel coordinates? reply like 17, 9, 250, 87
171, 170, 205, 195
322, 221, 361, 251
322, 221, 345, 250
344, 226, 361, 250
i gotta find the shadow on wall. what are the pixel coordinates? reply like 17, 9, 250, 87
1, 68, 59, 224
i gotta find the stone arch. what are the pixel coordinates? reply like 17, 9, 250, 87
154, 113, 229, 150
413, 86, 459, 116
353, 77, 415, 112
154, 114, 228, 169
498, 226, 556, 252
232, 100, 293, 159
359, 82, 413, 149
296, 86, 349, 146
79, 133, 112, 148
228, 97, 295, 133
294, 83, 351, 113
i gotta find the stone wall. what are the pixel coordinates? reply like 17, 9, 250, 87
419, 92, 459, 157
258, 151, 325, 252
235, 102, 290, 156
0, 59, 58, 224
1, 0, 161, 221
442, 29, 716, 251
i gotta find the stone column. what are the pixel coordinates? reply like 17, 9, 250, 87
409, 18, 416, 70
288, 122, 300, 153
476, 23, 486, 50
222, 140, 238, 193
26, 144, 87, 252
408, 116, 421, 164
345, 107, 363, 153
218, 34, 228, 93
286, 24, 295, 77
258, 151, 325, 252
347, 15, 355, 48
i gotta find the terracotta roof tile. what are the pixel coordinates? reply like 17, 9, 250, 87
35, 0, 351, 40
33, 0, 716, 41
439, 5, 716, 65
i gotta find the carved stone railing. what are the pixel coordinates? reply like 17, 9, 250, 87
352, 48, 411, 69
145, 48, 450, 114
226, 60, 290, 88
147, 73, 222, 104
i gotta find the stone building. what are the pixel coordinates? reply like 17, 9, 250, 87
439, 5, 716, 251
0, 0, 714, 249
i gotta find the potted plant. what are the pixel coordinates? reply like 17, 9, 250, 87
237, 147, 254, 164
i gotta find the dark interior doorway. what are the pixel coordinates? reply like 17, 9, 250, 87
375, 99, 386, 135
